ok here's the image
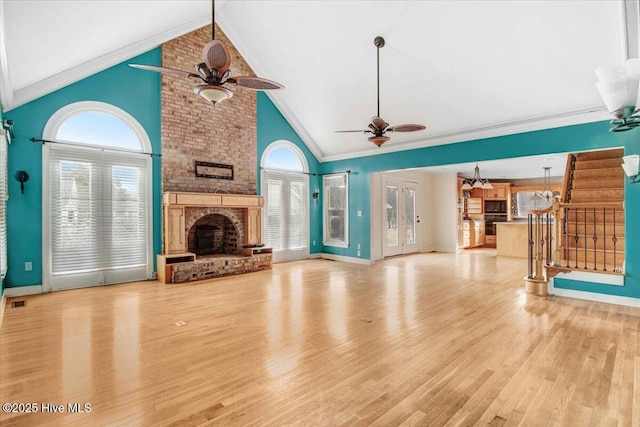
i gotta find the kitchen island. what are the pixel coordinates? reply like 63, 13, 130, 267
495, 221, 529, 258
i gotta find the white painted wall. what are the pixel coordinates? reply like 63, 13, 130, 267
430, 173, 459, 253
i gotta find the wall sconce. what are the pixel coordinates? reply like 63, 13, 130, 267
595, 59, 640, 132
621, 154, 639, 183
312, 190, 319, 201
15, 171, 29, 194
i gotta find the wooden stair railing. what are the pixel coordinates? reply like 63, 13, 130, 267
525, 200, 625, 296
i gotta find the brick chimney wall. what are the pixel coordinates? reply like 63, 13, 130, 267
161, 25, 257, 194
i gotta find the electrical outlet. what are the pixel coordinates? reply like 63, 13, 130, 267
357, 244, 361, 250
24, 262, 32, 271
357, 210, 362, 217
313, 240, 316, 246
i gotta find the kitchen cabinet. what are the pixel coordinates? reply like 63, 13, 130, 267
484, 183, 511, 200
462, 221, 475, 248
474, 221, 485, 246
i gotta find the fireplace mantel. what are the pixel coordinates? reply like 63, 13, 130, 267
163, 191, 263, 209
162, 191, 263, 255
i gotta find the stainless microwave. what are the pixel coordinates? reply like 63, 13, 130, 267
484, 200, 507, 213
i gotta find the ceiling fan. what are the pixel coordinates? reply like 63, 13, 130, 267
336, 36, 425, 147
129, 0, 284, 106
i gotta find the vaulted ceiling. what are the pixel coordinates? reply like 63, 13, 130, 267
1, 1, 638, 162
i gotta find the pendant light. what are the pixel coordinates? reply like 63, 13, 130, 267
461, 164, 493, 190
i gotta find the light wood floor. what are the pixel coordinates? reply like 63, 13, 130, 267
1, 250, 639, 426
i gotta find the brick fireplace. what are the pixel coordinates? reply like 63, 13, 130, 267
157, 192, 271, 283
157, 26, 269, 284
186, 208, 245, 255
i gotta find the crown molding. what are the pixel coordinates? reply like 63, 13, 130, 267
622, 0, 640, 58
4, 15, 210, 112
0, 0, 15, 110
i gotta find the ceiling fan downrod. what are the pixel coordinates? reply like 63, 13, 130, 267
374, 36, 385, 119
211, 0, 216, 40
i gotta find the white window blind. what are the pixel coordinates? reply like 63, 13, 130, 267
0, 130, 8, 278
323, 173, 349, 248
264, 170, 308, 253
49, 146, 148, 276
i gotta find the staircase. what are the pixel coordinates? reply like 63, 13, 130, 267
525, 148, 626, 295
561, 149, 625, 272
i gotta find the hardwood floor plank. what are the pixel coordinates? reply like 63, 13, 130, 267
1, 250, 639, 426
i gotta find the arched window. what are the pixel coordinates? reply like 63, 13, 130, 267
42, 101, 152, 291
262, 141, 308, 172
260, 141, 309, 263
44, 101, 151, 152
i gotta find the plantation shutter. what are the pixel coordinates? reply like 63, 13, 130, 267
0, 130, 8, 278
265, 172, 285, 251
48, 145, 148, 277
264, 169, 308, 256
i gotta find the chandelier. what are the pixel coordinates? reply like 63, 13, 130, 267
461, 164, 493, 190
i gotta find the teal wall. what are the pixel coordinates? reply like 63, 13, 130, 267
257, 93, 322, 254
4, 48, 162, 288
0, 106, 4, 296
319, 121, 640, 298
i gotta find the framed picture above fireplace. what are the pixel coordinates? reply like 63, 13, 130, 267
195, 160, 234, 180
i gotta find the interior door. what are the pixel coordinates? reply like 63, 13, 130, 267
383, 178, 420, 257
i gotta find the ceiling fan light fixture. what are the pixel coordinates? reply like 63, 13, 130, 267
194, 85, 233, 105
368, 135, 390, 147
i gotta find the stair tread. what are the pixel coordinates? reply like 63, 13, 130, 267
574, 158, 622, 166
575, 149, 624, 161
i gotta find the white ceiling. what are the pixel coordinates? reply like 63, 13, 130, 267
1, 1, 638, 162
419, 152, 568, 180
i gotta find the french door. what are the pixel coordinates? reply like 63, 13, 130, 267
383, 179, 420, 257
263, 169, 309, 263
44, 145, 152, 291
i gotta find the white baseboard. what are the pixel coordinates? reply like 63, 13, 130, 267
433, 246, 457, 253
549, 280, 640, 308
309, 253, 321, 259
320, 253, 373, 265
3, 285, 43, 297
0, 294, 6, 328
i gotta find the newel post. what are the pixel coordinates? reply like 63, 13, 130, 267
524, 209, 549, 296
552, 198, 562, 266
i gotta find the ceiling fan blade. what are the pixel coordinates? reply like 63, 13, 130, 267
335, 129, 371, 133
387, 124, 427, 132
371, 116, 388, 130
228, 76, 284, 91
202, 40, 232, 74
129, 64, 197, 77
